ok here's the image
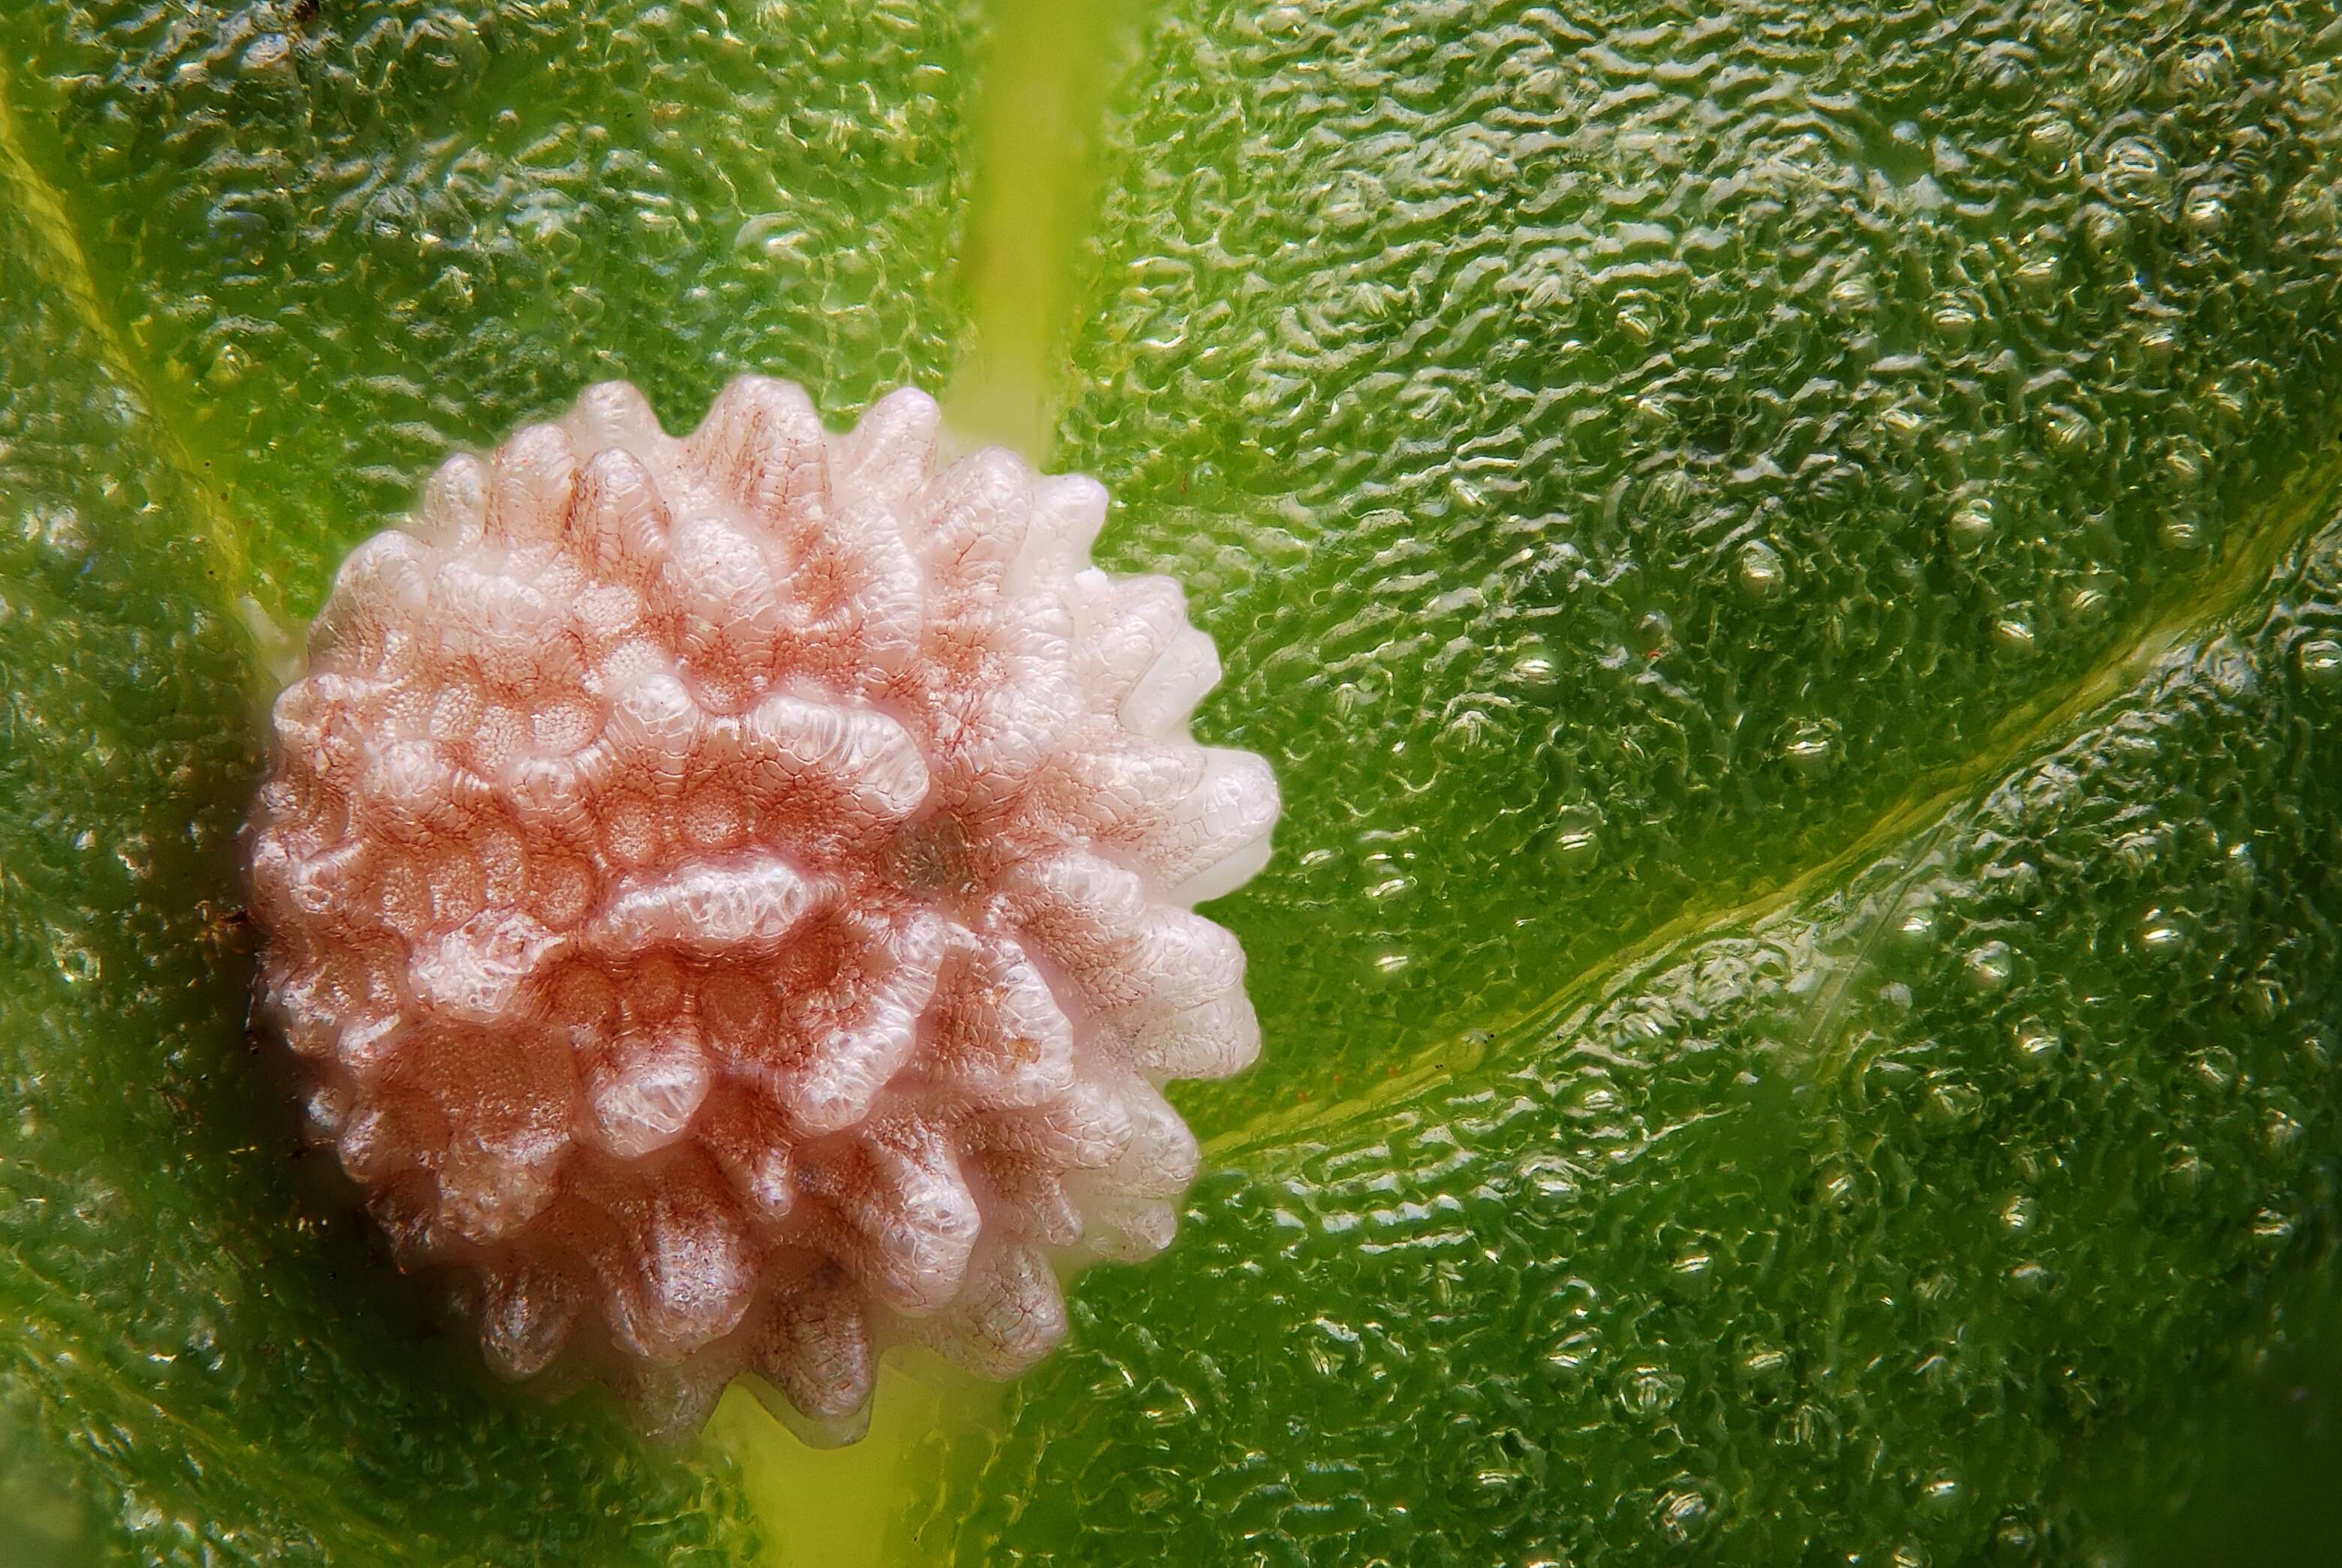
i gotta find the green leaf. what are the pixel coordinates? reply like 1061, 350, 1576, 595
918, 0, 2342, 1558
7, 0, 2342, 1563
1078, 0, 2342, 1131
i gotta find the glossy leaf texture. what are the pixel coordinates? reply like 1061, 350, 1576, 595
1077, 0, 2342, 1128
920, 0, 2342, 1560
6, 0, 2342, 1563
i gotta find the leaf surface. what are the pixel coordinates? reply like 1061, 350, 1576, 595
915, 0, 2342, 1558
5, 0, 2342, 1562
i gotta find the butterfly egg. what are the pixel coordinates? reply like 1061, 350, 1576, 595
245, 376, 1280, 1444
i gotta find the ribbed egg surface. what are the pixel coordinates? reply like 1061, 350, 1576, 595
244, 376, 1281, 1442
